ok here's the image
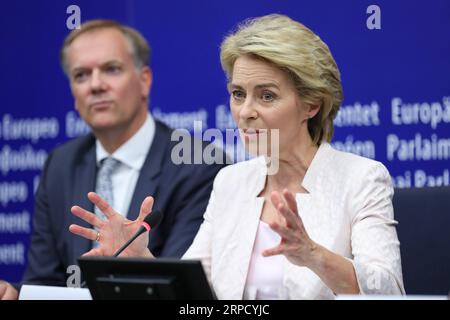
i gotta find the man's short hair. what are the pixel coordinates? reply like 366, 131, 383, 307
60, 19, 151, 75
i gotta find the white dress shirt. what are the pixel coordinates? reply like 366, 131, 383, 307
183, 142, 405, 299
96, 113, 155, 217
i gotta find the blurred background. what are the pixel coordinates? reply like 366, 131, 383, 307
0, 0, 449, 295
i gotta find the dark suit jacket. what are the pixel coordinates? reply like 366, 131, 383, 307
22, 120, 227, 286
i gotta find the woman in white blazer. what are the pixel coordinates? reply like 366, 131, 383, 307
70, 14, 404, 299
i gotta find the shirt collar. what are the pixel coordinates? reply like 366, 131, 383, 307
96, 113, 155, 170
300, 142, 332, 193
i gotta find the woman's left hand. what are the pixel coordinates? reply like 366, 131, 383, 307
263, 189, 320, 268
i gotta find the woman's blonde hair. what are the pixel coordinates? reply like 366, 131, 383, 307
220, 14, 343, 144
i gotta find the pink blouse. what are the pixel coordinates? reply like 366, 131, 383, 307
244, 220, 287, 299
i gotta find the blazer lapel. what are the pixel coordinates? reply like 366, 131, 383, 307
71, 142, 97, 264
213, 197, 264, 299
283, 143, 336, 299
215, 159, 267, 299
126, 158, 162, 222
126, 122, 168, 221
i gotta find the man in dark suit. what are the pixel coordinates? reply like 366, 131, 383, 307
0, 20, 226, 299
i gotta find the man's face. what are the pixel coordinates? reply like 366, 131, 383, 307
66, 28, 151, 135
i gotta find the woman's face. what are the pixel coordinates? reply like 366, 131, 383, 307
229, 55, 312, 157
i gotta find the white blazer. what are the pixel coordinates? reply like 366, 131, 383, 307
183, 143, 405, 299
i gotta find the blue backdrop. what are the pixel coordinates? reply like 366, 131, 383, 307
1, 0, 449, 284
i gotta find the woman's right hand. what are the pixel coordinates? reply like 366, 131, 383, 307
69, 192, 155, 258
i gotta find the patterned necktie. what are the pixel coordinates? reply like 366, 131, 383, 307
94, 157, 120, 221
